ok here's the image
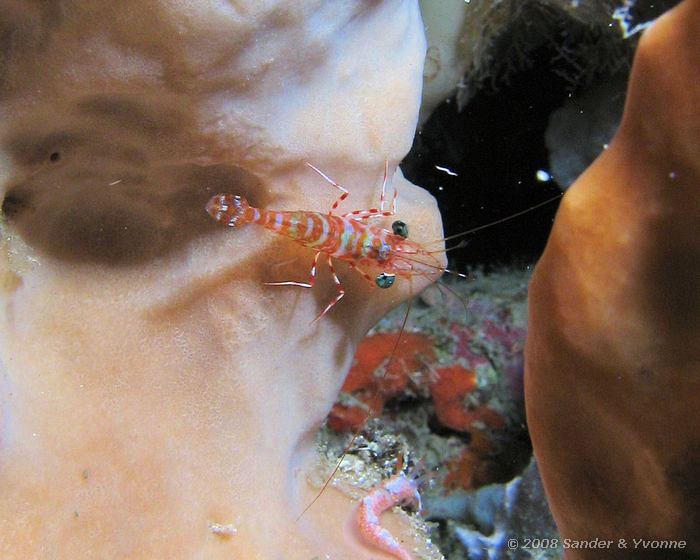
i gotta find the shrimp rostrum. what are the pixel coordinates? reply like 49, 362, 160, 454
205, 161, 449, 321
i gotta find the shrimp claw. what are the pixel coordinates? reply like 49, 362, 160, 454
357, 472, 421, 560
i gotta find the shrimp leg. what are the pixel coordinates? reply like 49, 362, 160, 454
307, 160, 396, 220
347, 261, 377, 287
312, 255, 345, 322
343, 160, 397, 220
304, 162, 349, 214
265, 251, 321, 289
265, 251, 343, 323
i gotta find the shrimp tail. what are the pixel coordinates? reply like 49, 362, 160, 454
206, 194, 253, 228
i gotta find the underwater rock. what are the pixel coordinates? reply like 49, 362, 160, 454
432, 458, 559, 560
0, 2, 444, 559
545, 79, 626, 189
418, 0, 471, 123
526, 1, 700, 558
442, 431, 501, 493
418, 0, 634, 117
324, 269, 538, 557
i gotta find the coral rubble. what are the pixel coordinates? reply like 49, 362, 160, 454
324, 268, 552, 558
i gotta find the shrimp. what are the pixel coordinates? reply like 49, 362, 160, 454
205, 161, 450, 321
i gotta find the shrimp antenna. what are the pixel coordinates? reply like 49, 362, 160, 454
425, 239, 470, 255
443, 267, 471, 280
297, 284, 414, 521
392, 252, 472, 281
425, 192, 564, 246
434, 278, 470, 322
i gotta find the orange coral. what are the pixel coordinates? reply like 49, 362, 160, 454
429, 364, 477, 404
443, 431, 501, 492
328, 332, 436, 432
429, 364, 504, 432
327, 393, 384, 433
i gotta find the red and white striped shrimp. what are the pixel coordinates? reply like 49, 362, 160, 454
205, 161, 449, 321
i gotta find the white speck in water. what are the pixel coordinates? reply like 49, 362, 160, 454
668, 171, 678, 180
613, 1, 656, 39
209, 522, 237, 537
536, 169, 552, 182
435, 165, 458, 177
603, 143, 609, 150
438, 186, 444, 191
32, 432, 39, 437
108, 179, 122, 186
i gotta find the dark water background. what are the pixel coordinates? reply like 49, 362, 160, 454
402, 0, 680, 271
402, 46, 574, 271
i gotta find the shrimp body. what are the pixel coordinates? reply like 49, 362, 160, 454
205, 187, 443, 320
207, 196, 439, 271
357, 472, 422, 560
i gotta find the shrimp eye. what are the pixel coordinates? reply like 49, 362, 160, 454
392, 220, 408, 238
375, 272, 396, 289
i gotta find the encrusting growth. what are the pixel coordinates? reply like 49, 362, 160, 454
357, 471, 422, 560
